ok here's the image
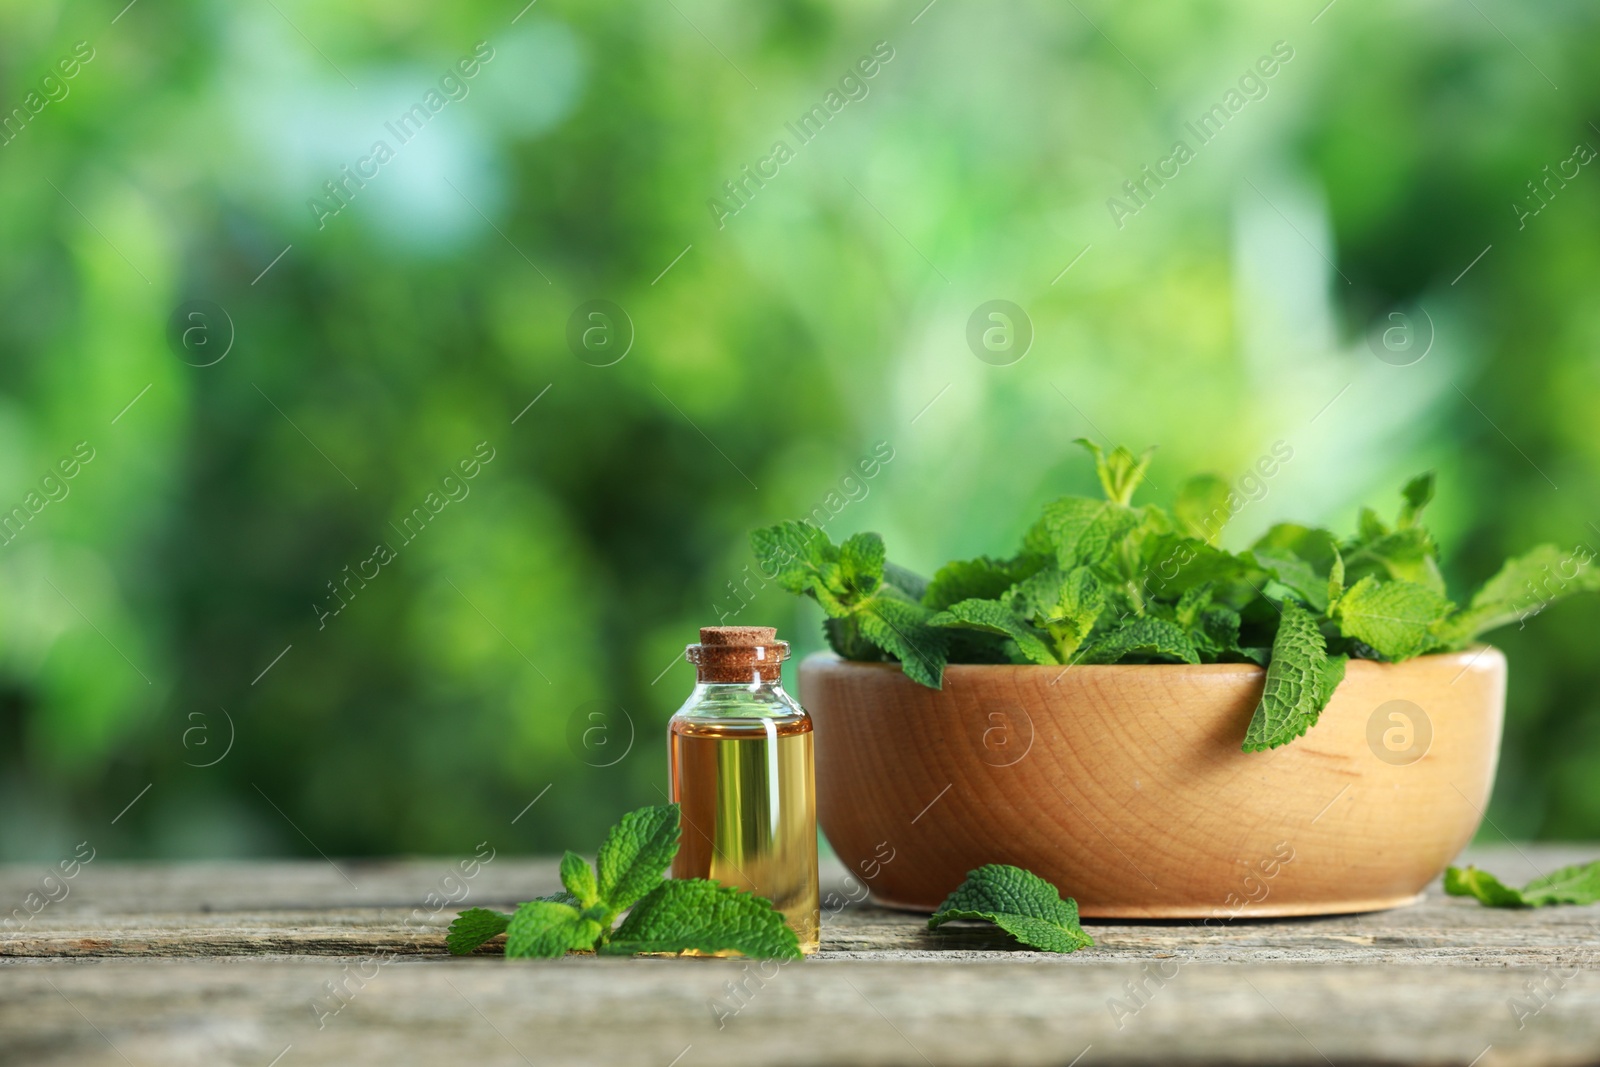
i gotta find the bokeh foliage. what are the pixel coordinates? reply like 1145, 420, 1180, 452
1, 0, 1597, 859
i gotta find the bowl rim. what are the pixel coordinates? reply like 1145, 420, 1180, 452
798, 645, 1503, 679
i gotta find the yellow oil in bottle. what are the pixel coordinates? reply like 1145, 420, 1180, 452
669, 716, 819, 954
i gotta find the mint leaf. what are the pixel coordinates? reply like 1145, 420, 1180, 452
1332, 576, 1453, 660
1315, 652, 1348, 708
1253, 545, 1331, 613
748, 522, 882, 620
600, 879, 802, 959
1076, 438, 1154, 506
1251, 525, 1340, 611
560, 850, 600, 909
1190, 603, 1247, 661
749, 521, 830, 595
1031, 496, 1141, 570
839, 532, 886, 597
856, 595, 948, 687
1397, 472, 1435, 528
1345, 527, 1446, 593
1174, 474, 1232, 545
505, 900, 604, 958
1434, 544, 1600, 647
923, 556, 1041, 612
1358, 507, 1388, 542
1255, 524, 1339, 574
532, 888, 579, 906
882, 560, 930, 602
446, 907, 512, 955
1446, 860, 1600, 908
930, 598, 1058, 665
1079, 616, 1199, 665
1173, 583, 1214, 629
1013, 566, 1106, 661
1521, 861, 1600, 905
1243, 600, 1340, 751
928, 863, 1093, 954
1327, 546, 1345, 608
821, 614, 883, 661
596, 804, 681, 914
1443, 866, 1527, 907
751, 520, 949, 685
1140, 534, 1263, 601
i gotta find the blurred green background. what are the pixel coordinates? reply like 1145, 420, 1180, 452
2, 0, 1597, 862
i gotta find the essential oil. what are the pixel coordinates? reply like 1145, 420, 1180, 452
669, 627, 819, 954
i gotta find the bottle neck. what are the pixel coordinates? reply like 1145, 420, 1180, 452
688, 649, 785, 684
676, 675, 805, 722
689, 676, 785, 694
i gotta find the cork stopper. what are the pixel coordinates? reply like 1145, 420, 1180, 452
687, 626, 790, 682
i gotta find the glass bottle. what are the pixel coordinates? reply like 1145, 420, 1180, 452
669, 626, 820, 954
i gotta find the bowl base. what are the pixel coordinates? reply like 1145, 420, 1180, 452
869, 890, 1427, 920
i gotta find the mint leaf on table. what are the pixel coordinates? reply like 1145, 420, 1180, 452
1331, 576, 1453, 660
1521, 862, 1600, 905
1242, 599, 1344, 752
928, 864, 1094, 954
601, 879, 802, 959
505, 900, 605, 959
595, 804, 680, 915
446, 907, 513, 955
560, 850, 600, 908
454, 803, 804, 960
1445, 861, 1600, 907
1443, 866, 1525, 907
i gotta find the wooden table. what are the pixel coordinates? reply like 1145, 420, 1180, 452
3, 844, 1598, 1066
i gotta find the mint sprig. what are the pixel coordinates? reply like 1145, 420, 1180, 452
928, 863, 1094, 954
445, 907, 512, 955
755, 441, 1600, 753
445, 804, 802, 960
1445, 861, 1600, 908
595, 804, 679, 917
602, 879, 800, 957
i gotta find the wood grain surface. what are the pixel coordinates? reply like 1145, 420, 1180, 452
801, 649, 1507, 916
3, 844, 1599, 1065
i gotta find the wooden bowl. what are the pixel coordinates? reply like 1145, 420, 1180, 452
800, 648, 1506, 918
